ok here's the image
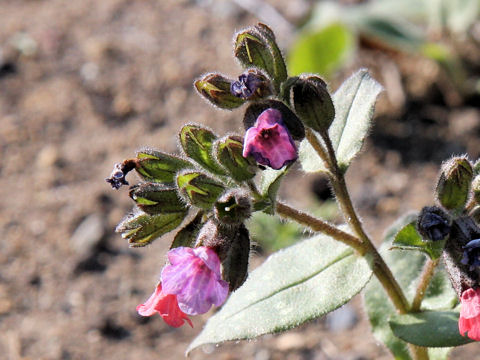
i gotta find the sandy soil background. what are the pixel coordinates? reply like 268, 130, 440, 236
1, 0, 480, 359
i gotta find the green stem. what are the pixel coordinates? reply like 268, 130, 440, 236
307, 130, 428, 359
319, 133, 410, 314
411, 258, 440, 312
276, 202, 365, 254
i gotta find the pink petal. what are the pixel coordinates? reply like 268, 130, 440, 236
161, 246, 229, 315
136, 283, 163, 317
136, 283, 192, 328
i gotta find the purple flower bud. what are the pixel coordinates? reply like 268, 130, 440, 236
230, 70, 270, 100
161, 246, 229, 315
462, 239, 480, 271
243, 108, 297, 170
417, 206, 451, 242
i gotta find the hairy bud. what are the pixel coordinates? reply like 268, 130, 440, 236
436, 156, 473, 212
195, 73, 245, 109
417, 206, 451, 242
176, 171, 225, 209
230, 69, 272, 100
290, 75, 335, 133
214, 135, 257, 181
234, 23, 287, 92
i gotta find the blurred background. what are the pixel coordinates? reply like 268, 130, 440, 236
1, 0, 480, 359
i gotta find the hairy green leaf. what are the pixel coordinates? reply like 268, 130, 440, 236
187, 233, 373, 354
299, 69, 382, 173
389, 311, 474, 347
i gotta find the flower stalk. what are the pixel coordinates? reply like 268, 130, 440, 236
411, 258, 440, 312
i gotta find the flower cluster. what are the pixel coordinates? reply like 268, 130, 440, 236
107, 23, 331, 332
137, 246, 229, 327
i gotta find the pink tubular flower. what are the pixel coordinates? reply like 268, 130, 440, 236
136, 283, 193, 328
161, 246, 229, 315
243, 108, 297, 170
459, 287, 480, 341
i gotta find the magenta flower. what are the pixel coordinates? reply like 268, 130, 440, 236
243, 108, 297, 170
161, 246, 229, 315
459, 287, 480, 341
136, 283, 193, 328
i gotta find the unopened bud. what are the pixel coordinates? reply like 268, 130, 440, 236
176, 171, 225, 209
214, 189, 252, 226
290, 75, 335, 133
179, 124, 226, 175
195, 73, 245, 110
436, 157, 473, 212
222, 224, 250, 291
135, 149, 192, 184
417, 206, 451, 242
214, 135, 257, 181
230, 69, 271, 100
234, 23, 287, 92
129, 183, 187, 215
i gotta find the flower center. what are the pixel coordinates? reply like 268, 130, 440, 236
260, 128, 273, 139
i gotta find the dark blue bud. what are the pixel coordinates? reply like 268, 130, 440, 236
417, 206, 451, 242
462, 239, 480, 271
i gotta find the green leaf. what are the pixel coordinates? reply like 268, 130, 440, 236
364, 215, 457, 359
170, 211, 203, 249
299, 69, 382, 173
329, 69, 383, 170
288, 23, 354, 78
258, 166, 289, 214
187, 233, 373, 354
393, 217, 446, 260
421, 268, 458, 311
116, 211, 187, 247
135, 149, 192, 183
179, 125, 226, 175
389, 311, 474, 347
298, 131, 328, 173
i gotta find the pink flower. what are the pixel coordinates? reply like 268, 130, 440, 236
161, 246, 229, 315
243, 108, 297, 170
459, 287, 480, 340
136, 283, 193, 328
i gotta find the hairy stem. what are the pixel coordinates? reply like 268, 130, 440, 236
319, 134, 410, 313
411, 258, 440, 312
276, 202, 365, 254
305, 128, 332, 171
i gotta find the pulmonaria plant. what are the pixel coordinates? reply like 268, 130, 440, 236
107, 23, 480, 359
